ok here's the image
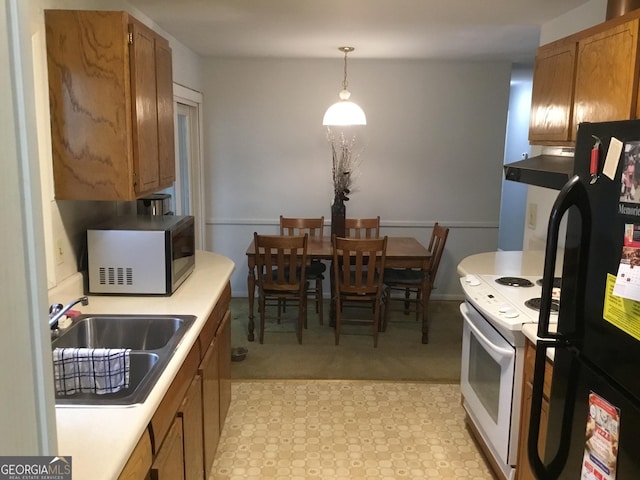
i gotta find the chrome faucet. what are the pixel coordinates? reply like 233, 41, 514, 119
49, 296, 89, 330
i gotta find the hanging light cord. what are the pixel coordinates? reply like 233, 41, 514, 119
338, 46, 355, 91
342, 49, 349, 90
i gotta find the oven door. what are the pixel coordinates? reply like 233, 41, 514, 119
460, 301, 517, 468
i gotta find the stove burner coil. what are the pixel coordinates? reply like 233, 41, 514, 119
536, 277, 562, 289
525, 298, 560, 313
495, 276, 534, 287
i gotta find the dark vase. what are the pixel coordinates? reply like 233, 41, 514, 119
331, 193, 346, 238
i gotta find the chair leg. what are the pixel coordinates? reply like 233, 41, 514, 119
258, 295, 266, 344
317, 279, 323, 325
334, 297, 341, 345
373, 300, 380, 348
296, 296, 304, 345
403, 288, 411, 314
382, 286, 390, 332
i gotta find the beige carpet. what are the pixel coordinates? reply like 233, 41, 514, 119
230, 298, 463, 382
209, 380, 492, 479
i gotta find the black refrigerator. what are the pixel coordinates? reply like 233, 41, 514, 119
529, 119, 640, 480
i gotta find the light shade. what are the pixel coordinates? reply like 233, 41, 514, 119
323, 89, 367, 126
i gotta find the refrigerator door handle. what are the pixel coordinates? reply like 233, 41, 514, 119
528, 341, 579, 480
537, 175, 592, 340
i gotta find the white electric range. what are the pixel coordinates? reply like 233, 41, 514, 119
460, 274, 560, 345
459, 273, 561, 480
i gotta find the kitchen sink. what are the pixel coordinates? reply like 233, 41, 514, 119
52, 314, 195, 406
52, 315, 193, 350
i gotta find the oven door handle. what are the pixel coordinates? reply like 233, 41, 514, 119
462, 310, 512, 360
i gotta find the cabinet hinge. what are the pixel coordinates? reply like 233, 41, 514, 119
128, 32, 133, 45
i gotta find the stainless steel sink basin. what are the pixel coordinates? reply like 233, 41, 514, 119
52, 315, 192, 350
52, 314, 195, 406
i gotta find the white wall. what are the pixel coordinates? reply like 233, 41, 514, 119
203, 58, 512, 299
523, 0, 608, 250
499, 65, 533, 251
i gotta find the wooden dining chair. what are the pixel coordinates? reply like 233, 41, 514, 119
279, 216, 326, 325
332, 235, 388, 347
382, 223, 449, 343
345, 216, 381, 238
253, 232, 308, 344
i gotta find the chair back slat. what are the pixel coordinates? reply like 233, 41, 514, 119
426, 223, 449, 286
254, 233, 308, 292
345, 217, 380, 238
333, 236, 387, 295
280, 216, 324, 238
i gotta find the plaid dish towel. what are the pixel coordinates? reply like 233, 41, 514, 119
53, 348, 131, 395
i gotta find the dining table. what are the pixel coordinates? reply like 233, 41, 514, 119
245, 236, 433, 343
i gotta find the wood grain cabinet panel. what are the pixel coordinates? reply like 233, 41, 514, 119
179, 375, 204, 480
573, 18, 640, 135
218, 311, 232, 428
529, 11, 640, 145
516, 340, 553, 480
529, 41, 577, 143
117, 428, 153, 480
44, 10, 175, 200
199, 333, 221, 473
151, 417, 185, 480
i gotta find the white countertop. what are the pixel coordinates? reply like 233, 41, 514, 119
522, 323, 556, 361
457, 250, 548, 277
49, 250, 235, 480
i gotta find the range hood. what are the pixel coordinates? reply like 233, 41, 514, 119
503, 154, 574, 190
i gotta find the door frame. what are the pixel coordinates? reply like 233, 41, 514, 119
174, 83, 205, 250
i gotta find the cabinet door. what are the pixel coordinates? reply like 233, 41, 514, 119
155, 37, 176, 188
573, 19, 640, 135
130, 19, 160, 196
45, 10, 135, 200
118, 429, 153, 480
151, 417, 185, 480
199, 336, 221, 473
179, 375, 204, 480
528, 41, 577, 143
218, 311, 232, 428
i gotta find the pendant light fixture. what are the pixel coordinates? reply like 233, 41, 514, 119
323, 47, 366, 126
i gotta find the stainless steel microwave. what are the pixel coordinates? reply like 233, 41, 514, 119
87, 215, 195, 295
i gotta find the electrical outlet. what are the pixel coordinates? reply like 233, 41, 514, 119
55, 238, 65, 265
527, 203, 537, 229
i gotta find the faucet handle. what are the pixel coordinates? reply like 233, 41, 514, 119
49, 303, 64, 319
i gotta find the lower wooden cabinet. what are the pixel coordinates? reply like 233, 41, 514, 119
200, 327, 221, 472
118, 429, 153, 480
151, 417, 185, 480
119, 282, 232, 480
516, 340, 553, 480
180, 375, 204, 480
218, 311, 232, 430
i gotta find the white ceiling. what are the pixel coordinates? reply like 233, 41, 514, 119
128, 0, 593, 62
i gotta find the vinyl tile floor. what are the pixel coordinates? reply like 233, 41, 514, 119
209, 380, 494, 480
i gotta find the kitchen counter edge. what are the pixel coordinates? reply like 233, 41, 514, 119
50, 250, 235, 480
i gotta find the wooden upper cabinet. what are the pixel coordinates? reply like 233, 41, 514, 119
528, 41, 578, 144
155, 37, 176, 187
45, 10, 175, 201
529, 12, 640, 145
573, 18, 640, 135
